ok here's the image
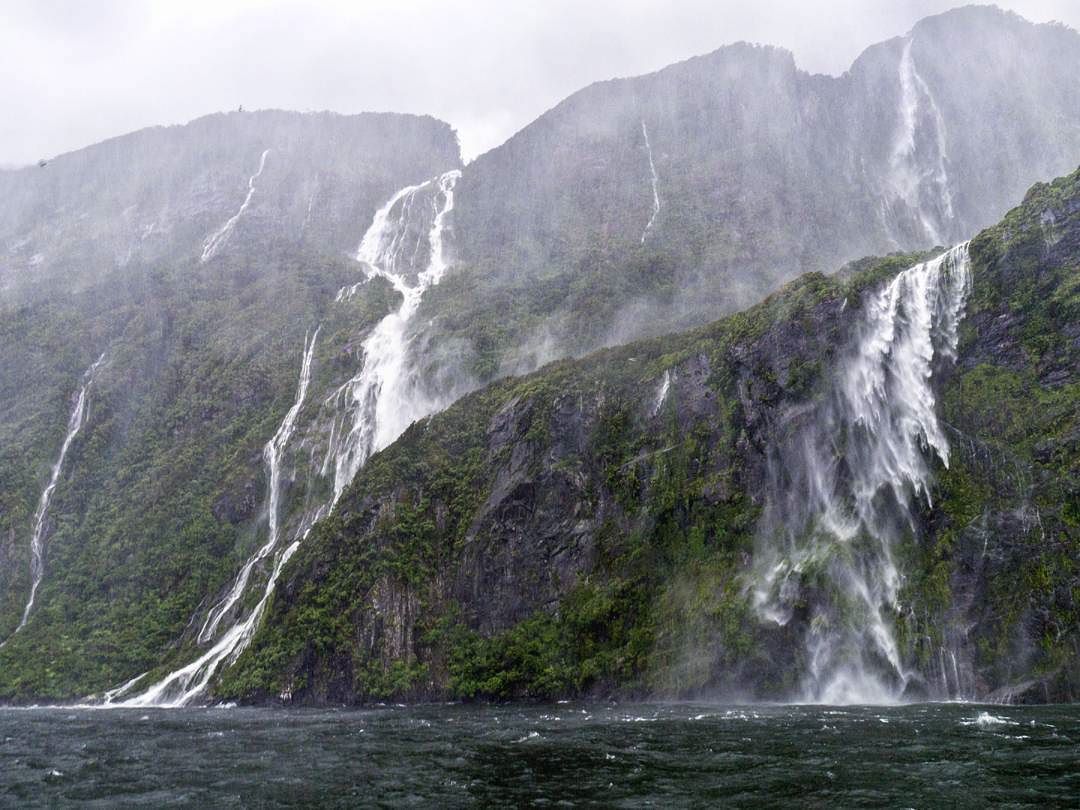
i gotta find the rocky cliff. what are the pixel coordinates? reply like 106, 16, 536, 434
222, 166, 1079, 705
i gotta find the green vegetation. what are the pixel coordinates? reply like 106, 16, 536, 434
0, 248, 398, 700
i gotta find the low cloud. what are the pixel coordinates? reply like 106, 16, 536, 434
2, 0, 1077, 165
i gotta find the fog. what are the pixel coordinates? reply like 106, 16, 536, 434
2, 0, 1077, 166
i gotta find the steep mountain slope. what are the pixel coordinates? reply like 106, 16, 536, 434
424, 6, 1080, 381
0, 112, 460, 697
0, 110, 459, 301
222, 166, 1079, 706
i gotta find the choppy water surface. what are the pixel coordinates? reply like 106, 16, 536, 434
1, 702, 1077, 807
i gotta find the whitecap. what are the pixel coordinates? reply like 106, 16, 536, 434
961, 712, 1018, 728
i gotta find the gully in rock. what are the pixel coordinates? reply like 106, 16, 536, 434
751, 243, 971, 704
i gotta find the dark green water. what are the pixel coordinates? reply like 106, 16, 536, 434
1, 702, 1077, 807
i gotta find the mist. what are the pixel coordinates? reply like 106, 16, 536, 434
3, 0, 1078, 166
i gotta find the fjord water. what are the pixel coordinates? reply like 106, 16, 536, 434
1, 702, 1077, 806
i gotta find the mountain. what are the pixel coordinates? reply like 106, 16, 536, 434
423, 6, 1080, 380
0, 6, 1078, 704
0, 111, 460, 696
221, 165, 1080, 706
0, 110, 459, 300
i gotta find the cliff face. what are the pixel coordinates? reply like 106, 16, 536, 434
425, 7, 1080, 383
222, 166, 1079, 706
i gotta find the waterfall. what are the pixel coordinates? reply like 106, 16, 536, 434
197, 327, 321, 644
326, 169, 461, 501
640, 120, 661, 244
886, 39, 954, 247
652, 369, 672, 417
114, 169, 460, 706
201, 149, 271, 263
118, 330, 321, 707
750, 244, 971, 704
1, 352, 107, 646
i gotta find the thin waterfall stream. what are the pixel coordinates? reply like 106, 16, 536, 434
1, 352, 107, 648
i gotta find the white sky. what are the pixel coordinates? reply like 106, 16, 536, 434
1, 0, 1077, 166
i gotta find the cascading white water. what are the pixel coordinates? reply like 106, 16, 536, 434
640, 120, 661, 244
326, 169, 461, 500
197, 327, 321, 644
113, 169, 461, 706
118, 330, 321, 707
201, 149, 271, 263
1, 352, 106, 647
101, 671, 147, 703
886, 39, 954, 247
652, 369, 672, 417
751, 244, 971, 704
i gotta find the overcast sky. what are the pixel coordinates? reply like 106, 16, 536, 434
2, 0, 1077, 166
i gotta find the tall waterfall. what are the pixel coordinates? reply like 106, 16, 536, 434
197, 327, 322, 645
640, 120, 661, 244
1, 352, 107, 646
750, 244, 971, 704
119, 331, 321, 707
326, 169, 461, 500
886, 39, 954, 247
116, 169, 460, 706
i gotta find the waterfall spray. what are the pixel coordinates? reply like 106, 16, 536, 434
751, 244, 971, 704
886, 39, 954, 247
